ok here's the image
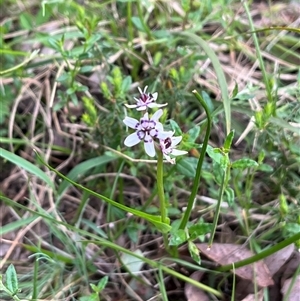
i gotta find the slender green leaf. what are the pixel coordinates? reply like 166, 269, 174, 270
179, 32, 230, 134
0, 216, 37, 235
0, 147, 55, 190
57, 155, 116, 197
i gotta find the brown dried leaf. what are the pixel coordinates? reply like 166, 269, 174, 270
264, 244, 294, 276
241, 290, 264, 301
281, 275, 300, 301
184, 271, 209, 301
281, 251, 300, 284
196, 243, 274, 287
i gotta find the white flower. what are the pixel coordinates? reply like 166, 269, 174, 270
159, 134, 188, 164
125, 86, 167, 111
123, 109, 170, 157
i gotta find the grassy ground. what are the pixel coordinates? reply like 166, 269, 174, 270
0, 0, 300, 300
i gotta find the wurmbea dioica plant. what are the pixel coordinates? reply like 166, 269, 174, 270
123, 86, 187, 248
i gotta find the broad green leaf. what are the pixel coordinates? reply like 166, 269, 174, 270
5, 264, 18, 294
0, 147, 55, 190
231, 158, 258, 169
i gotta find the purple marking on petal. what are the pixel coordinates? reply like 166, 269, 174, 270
137, 130, 145, 140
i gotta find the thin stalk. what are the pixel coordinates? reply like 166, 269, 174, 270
157, 150, 169, 248
179, 90, 212, 230
242, 0, 272, 104
136, 1, 152, 39
208, 164, 229, 247
218, 231, 300, 272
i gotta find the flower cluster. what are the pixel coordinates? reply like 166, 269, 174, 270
123, 86, 187, 164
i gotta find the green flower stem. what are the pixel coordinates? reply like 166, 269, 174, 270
157, 150, 169, 248
218, 231, 300, 272
179, 90, 212, 230
157, 150, 167, 224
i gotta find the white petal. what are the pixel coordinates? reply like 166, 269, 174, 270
124, 104, 138, 108
171, 149, 188, 156
142, 112, 149, 120
171, 136, 182, 146
157, 130, 173, 140
163, 153, 175, 164
151, 109, 163, 121
148, 103, 168, 108
138, 86, 144, 94
143, 86, 148, 93
123, 117, 139, 129
136, 105, 147, 111
152, 92, 158, 100
124, 132, 141, 147
144, 140, 156, 157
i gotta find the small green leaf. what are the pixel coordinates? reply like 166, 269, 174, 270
79, 294, 98, 301
188, 241, 201, 265
97, 276, 108, 291
170, 120, 183, 135
189, 223, 212, 240
231, 158, 258, 169
90, 283, 98, 292
131, 17, 145, 32
79, 66, 94, 73
232, 82, 239, 98
206, 145, 223, 164
56, 73, 70, 83
5, 264, 18, 294
223, 130, 235, 151
176, 157, 197, 178
257, 163, 274, 172
187, 126, 200, 143
225, 187, 235, 206
201, 91, 214, 114
20, 12, 33, 30
121, 75, 132, 93
121, 250, 144, 273
169, 229, 187, 246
